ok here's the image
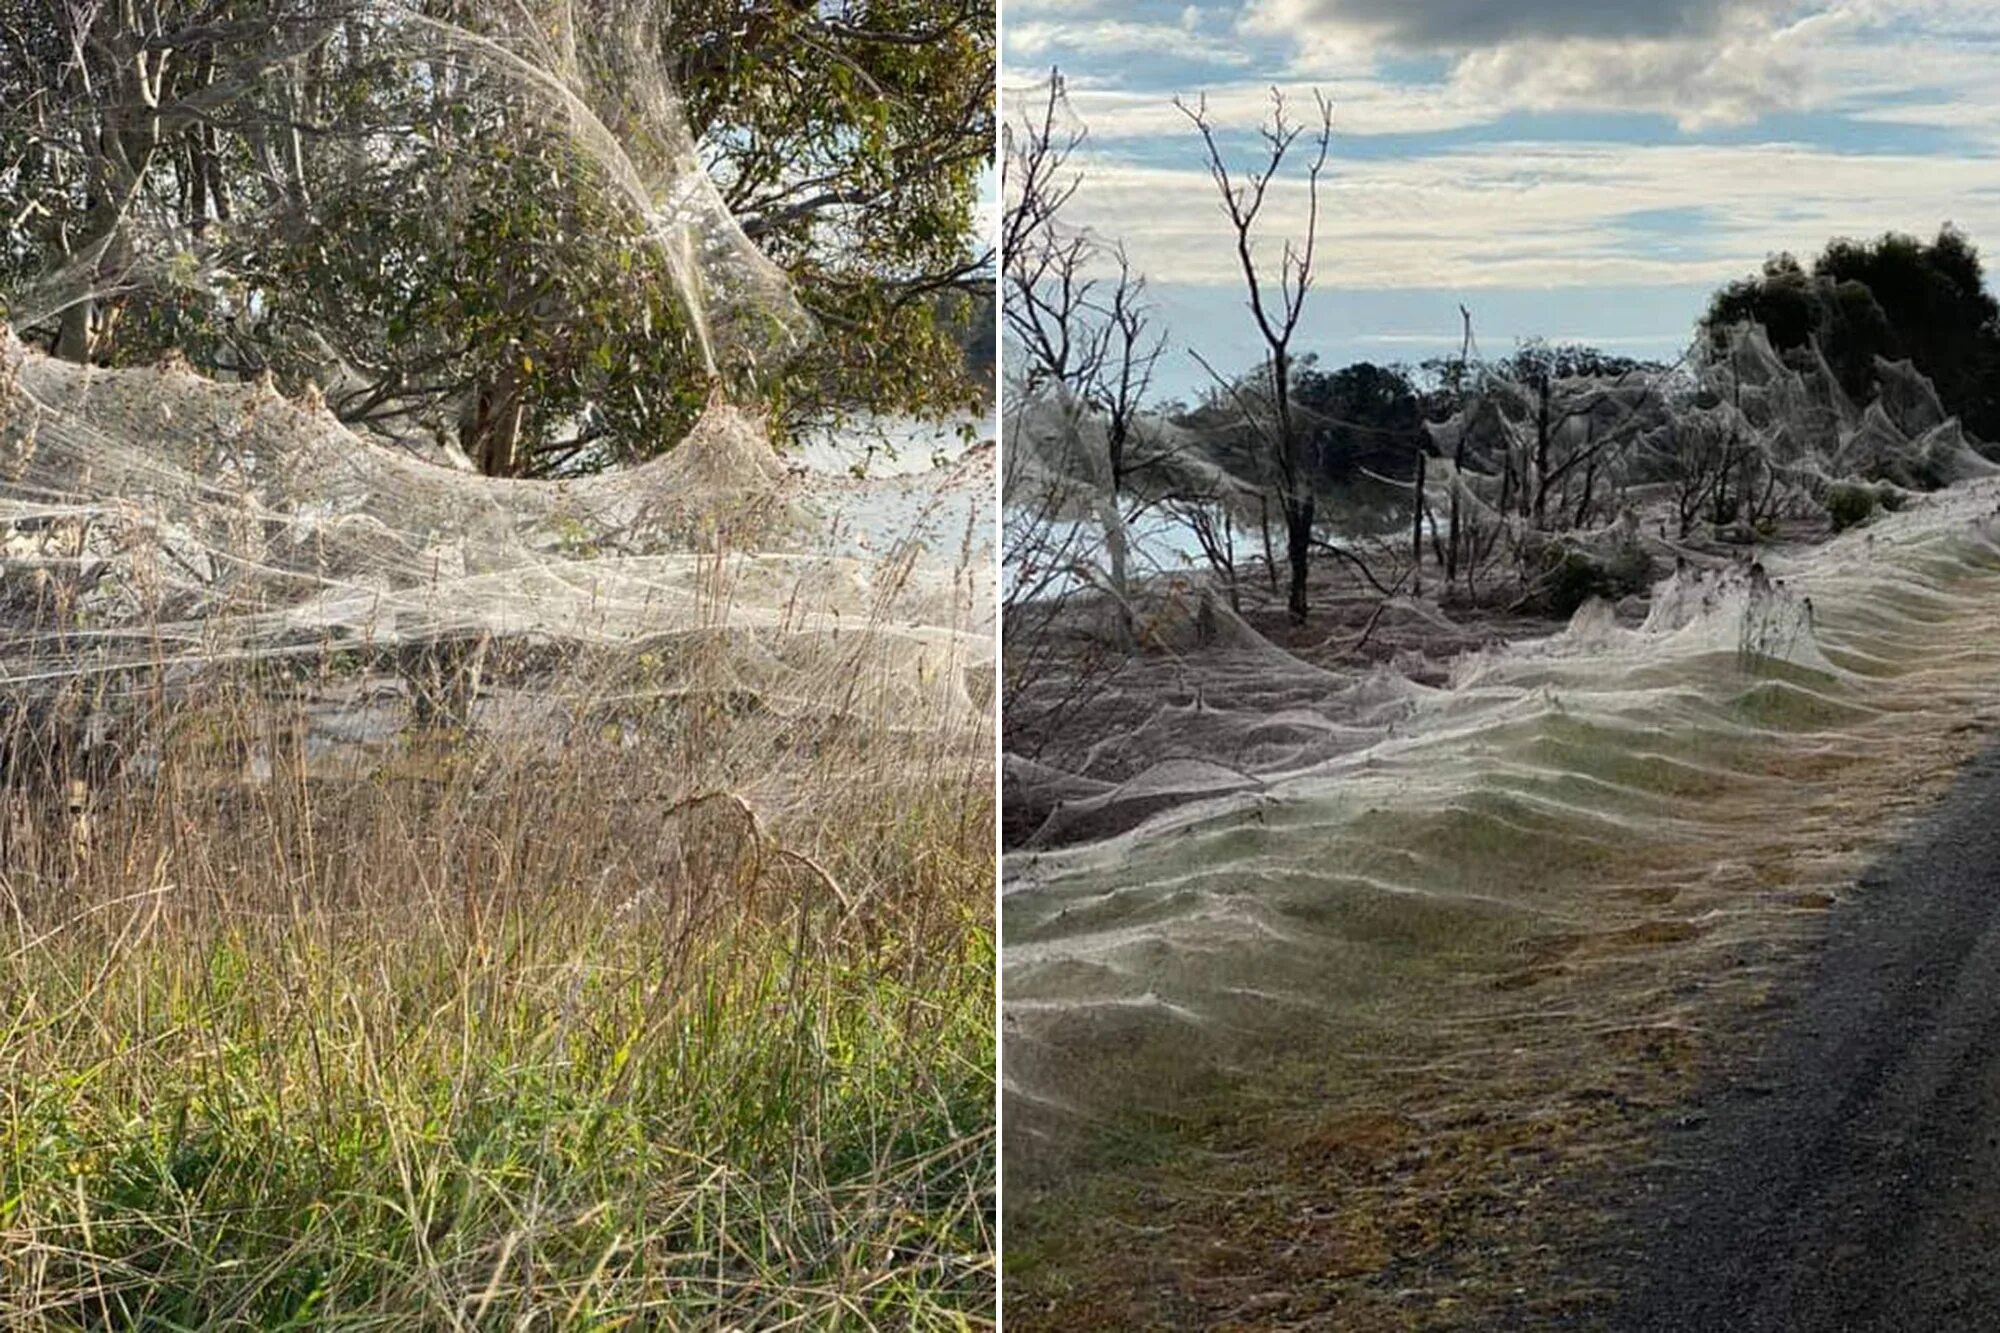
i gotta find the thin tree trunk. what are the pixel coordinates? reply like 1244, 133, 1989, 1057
464, 362, 529, 477
1447, 304, 1472, 591
1532, 378, 1552, 530
1224, 514, 1240, 614
53, 24, 164, 364
1285, 494, 1312, 625
1411, 450, 1426, 598
1103, 494, 1133, 645
1259, 496, 1278, 594
1446, 460, 1462, 589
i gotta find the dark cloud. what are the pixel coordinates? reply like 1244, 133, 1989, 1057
1272, 0, 1775, 48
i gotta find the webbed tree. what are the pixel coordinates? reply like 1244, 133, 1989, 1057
0, 0, 994, 475
1177, 87, 1333, 625
1705, 227, 2000, 442
1002, 69, 1164, 633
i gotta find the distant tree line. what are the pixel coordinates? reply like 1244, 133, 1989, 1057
1704, 224, 2000, 442
1179, 223, 2000, 525
1174, 341, 1660, 492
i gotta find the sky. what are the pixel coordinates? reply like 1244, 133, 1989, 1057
1001, 0, 2000, 399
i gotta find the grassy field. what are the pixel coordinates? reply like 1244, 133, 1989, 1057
0, 670, 994, 1329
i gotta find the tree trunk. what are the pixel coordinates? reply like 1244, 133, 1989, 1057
53, 26, 163, 364
1259, 496, 1278, 594
181, 46, 214, 238
1445, 448, 1463, 590
1102, 493, 1133, 645
1105, 426, 1134, 642
54, 303, 93, 363
1223, 513, 1240, 614
1285, 493, 1313, 625
1411, 449, 1426, 598
463, 362, 529, 477
1532, 378, 1552, 530
1271, 349, 1314, 626
1576, 456, 1598, 529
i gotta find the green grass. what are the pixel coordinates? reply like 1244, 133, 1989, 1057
0, 694, 994, 1329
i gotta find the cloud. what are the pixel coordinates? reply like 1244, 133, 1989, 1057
1007, 18, 1256, 67
1038, 78, 1500, 142
1242, 0, 1793, 51
1001, 0, 1109, 13
1444, 24, 1810, 129
1008, 2, 2000, 135
1004, 0, 2000, 372
1056, 139, 2000, 290
1232, 0, 1832, 129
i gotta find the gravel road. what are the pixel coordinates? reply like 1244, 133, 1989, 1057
1601, 746, 2000, 1330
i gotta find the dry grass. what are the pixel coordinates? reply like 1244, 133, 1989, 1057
0, 653, 994, 1330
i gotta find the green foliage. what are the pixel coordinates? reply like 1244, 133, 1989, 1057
1292, 359, 1426, 482
661, 0, 996, 433
1826, 481, 1882, 531
1536, 541, 1655, 618
259, 129, 714, 470
1704, 227, 2000, 439
0, 0, 994, 473
1494, 338, 1657, 386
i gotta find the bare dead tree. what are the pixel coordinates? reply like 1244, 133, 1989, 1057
1165, 491, 1241, 613
1003, 69, 1164, 631
1094, 242, 1167, 625
1443, 304, 1474, 590
1176, 87, 1333, 625
1002, 68, 1106, 395
1001, 67, 1165, 745
1000, 427, 1119, 757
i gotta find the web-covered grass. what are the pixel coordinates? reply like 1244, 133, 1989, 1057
0, 684, 994, 1329
1003, 456, 2000, 1327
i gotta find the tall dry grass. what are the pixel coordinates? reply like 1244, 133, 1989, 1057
0, 633, 994, 1329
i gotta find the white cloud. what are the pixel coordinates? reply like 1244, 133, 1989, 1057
1243, 0, 1820, 129
1057, 140, 2000, 290
1226, 0, 2000, 133
1241, 0, 1792, 50
1445, 25, 1809, 130
1006, 0, 2000, 347
1007, 18, 1257, 67
1057, 80, 1493, 139
1353, 332, 1679, 345
1016, 2, 2000, 139
1001, 0, 1110, 13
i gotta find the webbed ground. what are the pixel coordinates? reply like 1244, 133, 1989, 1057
1002, 332, 2000, 1327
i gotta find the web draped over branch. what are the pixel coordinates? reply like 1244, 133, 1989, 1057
0, 2, 992, 782
1011, 322, 1995, 600
6, 0, 815, 382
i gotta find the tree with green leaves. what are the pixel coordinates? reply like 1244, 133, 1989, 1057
1704, 226, 2000, 441
0, 0, 993, 475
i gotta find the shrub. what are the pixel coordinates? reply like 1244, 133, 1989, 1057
1826, 482, 1880, 531
1537, 541, 1655, 618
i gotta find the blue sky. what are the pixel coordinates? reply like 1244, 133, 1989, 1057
1002, 0, 2000, 398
